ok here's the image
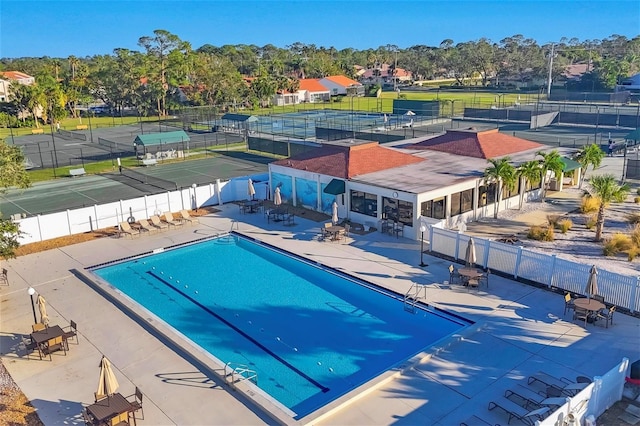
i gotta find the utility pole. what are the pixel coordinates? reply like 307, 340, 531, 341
546, 43, 555, 98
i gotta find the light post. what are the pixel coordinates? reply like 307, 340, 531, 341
419, 224, 428, 267
192, 183, 198, 211
27, 287, 37, 324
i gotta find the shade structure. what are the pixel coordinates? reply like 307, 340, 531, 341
332, 201, 339, 225
323, 178, 345, 195
248, 179, 256, 200
585, 265, 598, 300
465, 238, 477, 267
97, 356, 119, 397
274, 187, 282, 206
37, 294, 49, 325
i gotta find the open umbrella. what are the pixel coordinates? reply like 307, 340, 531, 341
274, 187, 282, 206
37, 294, 49, 325
97, 356, 119, 398
248, 178, 256, 200
465, 238, 477, 267
331, 201, 339, 225
585, 265, 598, 300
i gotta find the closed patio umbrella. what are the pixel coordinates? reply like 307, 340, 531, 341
37, 294, 49, 325
248, 178, 256, 200
585, 265, 598, 300
97, 356, 119, 397
274, 187, 282, 206
465, 238, 477, 267
332, 201, 339, 225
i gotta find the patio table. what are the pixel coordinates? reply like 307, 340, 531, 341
30, 325, 66, 360
458, 268, 483, 285
86, 393, 136, 426
326, 225, 345, 241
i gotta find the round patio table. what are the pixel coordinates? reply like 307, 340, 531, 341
574, 298, 605, 312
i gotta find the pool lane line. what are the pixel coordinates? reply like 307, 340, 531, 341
147, 270, 330, 394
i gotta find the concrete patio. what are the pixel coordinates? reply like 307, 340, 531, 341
1, 204, 638, 425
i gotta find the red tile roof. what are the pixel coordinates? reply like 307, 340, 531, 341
323, 75, 361, 87
405, 128, 543, 159
1, 71, 33, 80
299, 78, 329, 92
272, 142, 423, 178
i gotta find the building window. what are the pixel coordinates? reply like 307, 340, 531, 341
478, 183, 497, 208
502, 180, 521, 199
421, 197, 446, 219
350, 190, 378, 217
450, 188, 474, 216
382, 197, 414, 226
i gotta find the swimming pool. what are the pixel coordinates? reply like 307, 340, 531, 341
91, 233, 469, 419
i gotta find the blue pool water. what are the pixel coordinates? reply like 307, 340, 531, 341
92, 234, 469, 418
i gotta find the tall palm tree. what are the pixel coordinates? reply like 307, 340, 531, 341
588, 175, 630, 241
484, 157, 516, 218
537, 149, 565, 201
574, 143, 605, 188
516, 160, 542, 209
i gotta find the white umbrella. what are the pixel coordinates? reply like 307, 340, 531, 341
585, 265, 598, 300
248, 178, 256, 200
37, 294, 49, 325
274, 187, 282, 206
465, 238, 477, 267
332, 201, 339, 225
405, 110, 416, 116
97, 356, 119, 397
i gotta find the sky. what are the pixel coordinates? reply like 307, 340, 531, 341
1, 0, 639, 58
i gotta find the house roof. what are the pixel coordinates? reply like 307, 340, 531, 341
272, 141, 423, 179
322, 75, 361, 88
1, 71, 33, 80
563, 64, 589, 79
404, 128, 543, 159
299, 78, 329, 93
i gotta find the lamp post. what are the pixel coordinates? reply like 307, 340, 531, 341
27, 287, 37, 324
192, 183, 198, 211
419, 224, 428, 267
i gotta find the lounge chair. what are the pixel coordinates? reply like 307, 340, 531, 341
163, 211, 183, 228
505, 384, 546, 409
459, 415, 493, 426
119, 221, 140, 238
149, 215, 169, 231
488, 397, 549, 425
138, 219, 158, 234
180, 210, 199, 225
528, 371, 586, 396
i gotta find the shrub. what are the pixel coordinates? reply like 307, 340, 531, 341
585, 214, 597, 230
627, 212, 640, 224
527, 225, 554, 241
631, 224, 640, 247
637, 188, 640, 196
627, 246, 640, 261
635, 197, 640, 204
580, 196, 599, 213
557, 219, 573, 233
611, 232, 633, 251
603, 239, 618, 256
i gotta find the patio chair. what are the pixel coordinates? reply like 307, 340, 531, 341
393, 222, 404, 238
163, 211, 183, 228
479, 269, 490, 288
42, 335, 66, 360
593, 295, 605, 304
467, 278, 479, 290
138, 219, 158, 234
0, 267, 8, 285
127, 386, 144, 420
32, 323, 46, 332
63, 319, 78, 346
596, 305, 615, 328
82, 408, 94, 426
119, 221, 140, 238
180, 210, 199, 225
343, 223, 351, 237
449, 265, 463, 284
320, 223, 332, 241
149, 215, 169, 231
488, 397, 549, 425
21, 335, 37, 360
563, 293, 575, 316
573, 306, 590, 326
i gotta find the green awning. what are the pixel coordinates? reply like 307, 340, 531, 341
323, 178, 345, 195
133, 131, 190, 147
561, 157, 581, 172
625, 128, 640, 142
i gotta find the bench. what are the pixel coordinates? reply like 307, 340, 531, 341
142, 158, 158, 166
31, 128, 44, 134
69, 167, 86, 177
76, 124, 88, 130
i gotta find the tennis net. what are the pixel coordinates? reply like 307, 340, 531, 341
97, 137, 135, 154
120, 167, 178, 191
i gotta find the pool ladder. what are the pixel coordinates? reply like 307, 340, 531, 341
224, 362, 258, 388
404, 282, 427, 314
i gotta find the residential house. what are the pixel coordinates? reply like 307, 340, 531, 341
318, 75, 365, 96
297, 78, 331, 103
0, 71, 35, 102
359, 64, 413, 86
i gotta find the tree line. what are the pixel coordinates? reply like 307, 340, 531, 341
1, 30, 638, 128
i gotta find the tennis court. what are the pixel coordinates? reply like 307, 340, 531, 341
0, 154, 270, 218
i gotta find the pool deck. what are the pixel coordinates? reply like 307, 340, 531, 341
1, 204, 639, 425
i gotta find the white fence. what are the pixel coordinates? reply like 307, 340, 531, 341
430, 227, 640, 313
14, 174, 270, 245
538, 358, 628, 426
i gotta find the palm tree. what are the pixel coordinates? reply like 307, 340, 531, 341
574, 143, 605, 188
537, 150, 565, 201
516, 160, 542, 209
484, 157, 516, 218
588, 175, 630, 241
